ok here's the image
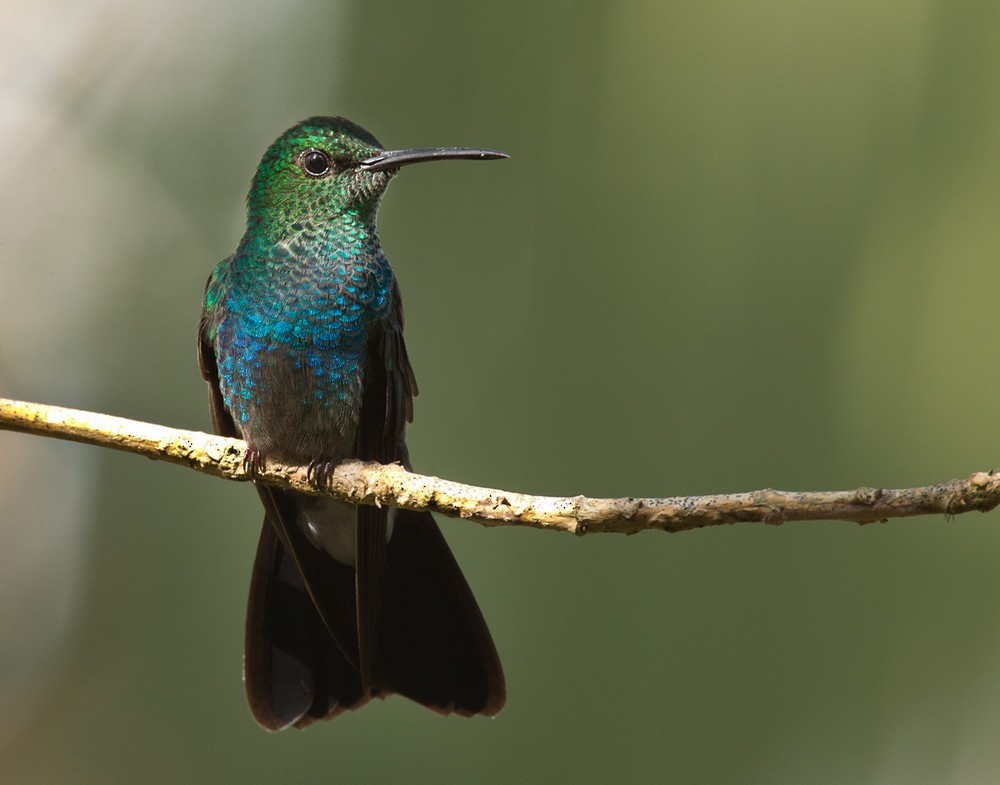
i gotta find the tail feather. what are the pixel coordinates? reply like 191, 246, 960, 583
377, 508, 505, 715
243, 490, 505, 725
244, 519, 370, 730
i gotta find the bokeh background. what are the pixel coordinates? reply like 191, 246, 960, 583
3, 0, 1000, 782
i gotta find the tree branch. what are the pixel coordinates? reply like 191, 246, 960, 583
1, 396, 997, 535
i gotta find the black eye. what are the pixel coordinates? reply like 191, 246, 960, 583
301, 150, 331, 177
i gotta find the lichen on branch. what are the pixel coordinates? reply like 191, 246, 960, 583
1, 397, 998, 535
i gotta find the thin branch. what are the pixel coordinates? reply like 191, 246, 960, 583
1, 396, 998, 535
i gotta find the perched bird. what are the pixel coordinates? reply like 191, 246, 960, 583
198, 116, 507, 729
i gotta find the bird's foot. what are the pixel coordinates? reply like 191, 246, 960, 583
243, 447, 265, 480
306, 459, 339, 490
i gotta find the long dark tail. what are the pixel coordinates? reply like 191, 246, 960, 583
244, 489, 505, 729
376, 508, 506, 716
244, 518, 370, 729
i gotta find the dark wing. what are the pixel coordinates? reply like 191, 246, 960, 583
197, 279, 238, 440
359, 283, 506, 715
352, 279, 418, 688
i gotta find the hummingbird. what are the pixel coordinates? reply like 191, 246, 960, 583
198, 116, 507, 729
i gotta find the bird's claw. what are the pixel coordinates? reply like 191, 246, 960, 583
307, 459, 338, 490
243, 447, 265, 480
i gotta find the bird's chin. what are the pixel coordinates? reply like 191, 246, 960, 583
346, 175, 391, 213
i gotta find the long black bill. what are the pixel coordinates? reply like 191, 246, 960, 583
359, 147, 508, 172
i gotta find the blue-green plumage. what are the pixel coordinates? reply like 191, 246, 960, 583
206, 226, 394, 454
198, 116, 507, 728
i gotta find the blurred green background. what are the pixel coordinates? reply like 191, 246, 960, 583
3, 0, 1000, 782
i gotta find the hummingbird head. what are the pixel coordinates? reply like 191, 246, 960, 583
246, 116, 506, 239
